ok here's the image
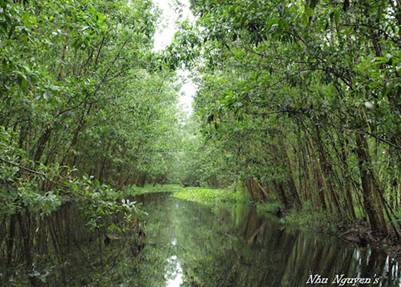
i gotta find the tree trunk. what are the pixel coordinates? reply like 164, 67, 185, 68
355, 132, 387, 235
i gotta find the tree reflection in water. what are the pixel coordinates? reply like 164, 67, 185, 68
0, 193, 400, 286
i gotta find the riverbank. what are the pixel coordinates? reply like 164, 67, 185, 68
256, 201, 401, 263
159, 185, 401, 262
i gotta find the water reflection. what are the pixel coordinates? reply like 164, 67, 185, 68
139, 196, 401, 287
165, 237, 183, 287
1, 194, 400, 286
166, 255, 183, 287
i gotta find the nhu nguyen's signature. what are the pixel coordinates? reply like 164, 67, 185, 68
306, 274, 380, 286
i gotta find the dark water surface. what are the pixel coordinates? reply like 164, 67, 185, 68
1, 193, 400, 286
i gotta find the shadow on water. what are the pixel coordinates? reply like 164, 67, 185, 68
1, 193, 400, 286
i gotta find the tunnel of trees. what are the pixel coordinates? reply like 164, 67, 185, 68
0, 0, 401, 271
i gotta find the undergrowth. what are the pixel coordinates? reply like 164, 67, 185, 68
173, 187, 248, 206
257, 201, 340, 233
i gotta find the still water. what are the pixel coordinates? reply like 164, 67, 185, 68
1, 193, 400, 286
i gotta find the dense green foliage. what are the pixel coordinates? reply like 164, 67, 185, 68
0, 0, 181, 213
173, 117, 235, 187
173, 0, 401, 237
